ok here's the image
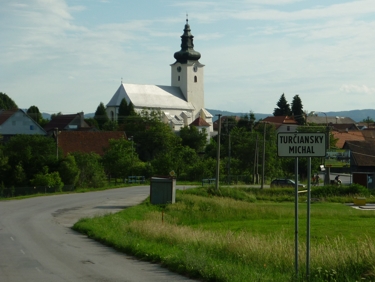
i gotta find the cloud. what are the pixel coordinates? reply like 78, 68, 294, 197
340, 84, 375, 95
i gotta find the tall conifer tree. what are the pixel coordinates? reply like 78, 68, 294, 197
273, 93, 291, 116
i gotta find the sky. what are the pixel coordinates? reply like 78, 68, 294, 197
1, 0, 375, 116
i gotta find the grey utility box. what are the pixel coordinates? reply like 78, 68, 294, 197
150, 177, 176, 205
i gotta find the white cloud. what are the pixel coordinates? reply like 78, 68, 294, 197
340, 84, 375, 95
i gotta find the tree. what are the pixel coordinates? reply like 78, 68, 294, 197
0, 92, 18, 110
94, 102, 109, 130
71, 152, 106, 188
291, 95, 305, 125
30, 166, 64, 192
51, 112, 62, 120
273, 93, 291, 116
237, 111, 256, 131
125, 110, 180, 161
84, 118, 99, 129
179, 125, 207, 152
127, 102, 137, 116
27, 105, 49, 127
102, 138, 137, 180
117, 98, 128, 125
102, 121, 119, 131
4, 135, 57, 186
58, 154, 80, 186
362, 116, 374, 128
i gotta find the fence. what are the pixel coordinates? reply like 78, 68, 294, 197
0, 185, 75, 198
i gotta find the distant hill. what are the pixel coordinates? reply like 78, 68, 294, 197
41, 109, 375, 123
323, 109, 375, 122
207, 109, 375, 123
41, 112, 95, 120
206, 109, 270, 121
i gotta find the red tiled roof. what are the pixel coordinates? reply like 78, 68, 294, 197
262, 116, 298, 125
190, 117, 210, 127
332, 130, 364, 148
58, 131, 126, 156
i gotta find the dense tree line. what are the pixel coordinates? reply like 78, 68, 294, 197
0, 94, 330, 197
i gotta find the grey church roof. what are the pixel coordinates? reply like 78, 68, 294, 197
107, 84, 195, 111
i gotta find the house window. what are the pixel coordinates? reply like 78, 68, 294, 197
30, 125, 34, 130
194, 76, 197, 83
287, 126, 290, 131
111, 111, 114, 121
178, 76, 180, 81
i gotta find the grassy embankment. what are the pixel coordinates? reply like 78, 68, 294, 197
73, 185, 375, 282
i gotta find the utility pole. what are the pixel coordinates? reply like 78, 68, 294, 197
261, 122, 267, 189
129, 136, 134, 177
55, 127, 59, 160
253, 133, 258, 184
215, 115, 222, 191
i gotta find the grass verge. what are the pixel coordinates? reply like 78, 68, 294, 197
73, 186, 375, 281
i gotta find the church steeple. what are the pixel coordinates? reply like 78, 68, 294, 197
174, 19, 201, 64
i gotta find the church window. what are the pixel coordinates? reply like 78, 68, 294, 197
194, 76, 197, 83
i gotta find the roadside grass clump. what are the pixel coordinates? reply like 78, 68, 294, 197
74, 187, 375, 281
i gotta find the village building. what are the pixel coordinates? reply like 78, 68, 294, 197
106, 19, 213, 134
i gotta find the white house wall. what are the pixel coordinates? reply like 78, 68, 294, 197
0, 111, 46, 135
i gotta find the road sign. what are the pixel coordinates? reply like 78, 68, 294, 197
277, 132, 326, 157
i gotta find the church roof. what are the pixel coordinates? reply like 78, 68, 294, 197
174, 19, 201, 64
191, 117, 210, 127
107, 84, 194, 111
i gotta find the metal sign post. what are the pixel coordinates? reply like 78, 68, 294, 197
277, 133, 326, 280
294, 157, 299, 279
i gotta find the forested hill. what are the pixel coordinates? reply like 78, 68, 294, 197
207, 109, 375, 123
41, 109, 375, 123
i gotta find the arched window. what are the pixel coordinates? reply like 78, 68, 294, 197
194, 76, 197, 83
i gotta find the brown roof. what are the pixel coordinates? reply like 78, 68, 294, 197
262, 116, 298, 125
0, 109, 18, 125
330, 123, 359, 131
331, 130, 365, 148
190, 117, 210, 127
362, 129, 375, 140
344, 140, 375, 167
44, 112, 91, 132
58, 131, 126, 156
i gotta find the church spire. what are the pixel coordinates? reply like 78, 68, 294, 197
174, 19, 201, 64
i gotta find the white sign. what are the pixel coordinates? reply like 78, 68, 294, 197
277, 133, 326, 157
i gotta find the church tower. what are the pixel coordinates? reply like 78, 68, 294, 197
171, 19, 204, 119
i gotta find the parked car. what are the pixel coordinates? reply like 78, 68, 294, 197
270, 179, 306, 188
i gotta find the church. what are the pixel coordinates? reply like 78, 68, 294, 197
106, 19, 213, 135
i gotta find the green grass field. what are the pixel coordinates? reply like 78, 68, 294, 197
73, 186, 375, 282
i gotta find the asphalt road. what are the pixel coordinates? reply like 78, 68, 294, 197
0, 186, 195, 282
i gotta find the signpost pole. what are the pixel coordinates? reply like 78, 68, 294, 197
306, 157, 311, 280
294, 157, 299, 280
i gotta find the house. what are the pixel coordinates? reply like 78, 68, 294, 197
261, 116, 299, 132
106, 19, 213, 135
331, 130, 365, 148
0, 109, 46, 142
190, 116, 211, 142
44, 112, 92, 134
343, 140, 375, 173
57, 131, 126, 156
